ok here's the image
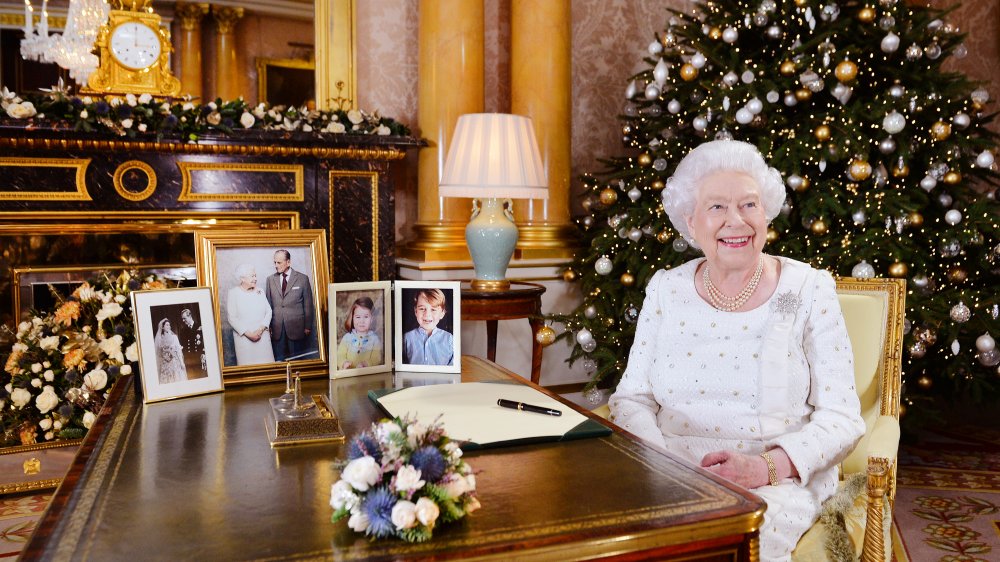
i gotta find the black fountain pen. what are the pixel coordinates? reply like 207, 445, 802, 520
497, 398, 562, 417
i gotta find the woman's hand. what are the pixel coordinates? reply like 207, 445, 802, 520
699, 450, 770, 489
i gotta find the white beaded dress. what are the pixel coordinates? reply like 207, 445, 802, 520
609, 257, 865, 561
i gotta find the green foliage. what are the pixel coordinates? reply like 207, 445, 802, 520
555, 0, 1000, 411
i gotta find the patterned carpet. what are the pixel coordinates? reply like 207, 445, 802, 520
2, 425, 998, 559
893, 423, 1000, 562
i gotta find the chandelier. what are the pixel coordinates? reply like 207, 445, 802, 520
20, 0, 111, 84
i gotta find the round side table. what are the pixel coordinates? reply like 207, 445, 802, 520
460, 281, 546, 384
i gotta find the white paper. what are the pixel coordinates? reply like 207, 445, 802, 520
376, 382, 587, 445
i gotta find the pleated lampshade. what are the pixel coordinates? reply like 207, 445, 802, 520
439, 113, 548, 199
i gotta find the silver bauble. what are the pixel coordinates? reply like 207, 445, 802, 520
648, 40, 663, 55
667, 99, 681, 114
652, 158, 667, 171
736, 108, 753, 124
690, 52, 707, 69
909, 341, 927, 358
644, 83, 660, 100
889, 84, 905, 98
950, 302, 971, 323
879, 137, 897, 154
879, 16, 895, 30
954, 43, 968, 59
722, 27, 739, 43
581, 340, 597, 353
852, 260, 875, 278
582, 216, 594, 228
582, 358, 598, 373
595, 256, 613, 275
938, 193, 953, 207
766, 90, 780, 103
584, 305, 597, 319
741, 70, 756, 84
628, 228, 642, 242
971, 88, 990, 105
920, 175, 937, 192
925, 43, 941, 59
953, 112, 971, 129
786, 174, 804, 190
653, 58, 670, 84
905, 43, 923, 61
784, 93, 798, 107
852, 209, 866, 225
979, 349, 1000, 367
625, 306, 640, 323
944, 209, 962, 226
628, 187, 642, 202
714, 129, 734, 141
880, 32, 900, 53
976, 333, 996, 353
672, 238, 689, 252
766, 25, 782, 39
746, 98, 764, 114
692, 116, 708, 131
912, 274, 929, 289
882, 111, 906, 134
576, 327, 594, 345
976, 150, 995, 168
584, 386, 602, 403
723, 72, 739, 86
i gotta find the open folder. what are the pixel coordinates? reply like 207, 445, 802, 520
368, 382, 611, 449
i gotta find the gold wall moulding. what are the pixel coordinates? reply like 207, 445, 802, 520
0, 157, 91, 201
113, 160, 157, 201
328, 170, 379, 280
257, 57, 315, 108
0, 138, 407, 160
178, 162, 304, 202
0, 211, 300, 234
0, 14, 67, 29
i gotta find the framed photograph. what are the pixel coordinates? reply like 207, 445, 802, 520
329, 281, 392, 378
195, 230, 329, 383
130, 287, 224, 403
393, 281, 461, 374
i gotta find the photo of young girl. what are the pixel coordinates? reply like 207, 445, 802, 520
337, 296, 382, 369
329, 281, 392, 378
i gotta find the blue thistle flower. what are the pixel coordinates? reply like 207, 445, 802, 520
222, 117, 235, 129
127, 278, 141, 290
70, 97, 84, 108
347, 433, 382, 463
95, 101, 110, 116
360, 486, 396, 538
409, 446, 446, 483
163, 114, 179, 129
117, 105, 133, 119
107, 365, 120, 377
64, 369, 81, 384
58, 404, 74, 418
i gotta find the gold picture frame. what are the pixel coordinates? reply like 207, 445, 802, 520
256, 57, 316, 108
195, 230, 329, 383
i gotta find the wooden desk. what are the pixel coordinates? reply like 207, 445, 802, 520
23, 357, 764, 561
461, 281, 546, 383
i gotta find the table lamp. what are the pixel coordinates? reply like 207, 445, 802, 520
439, 113, 548, 291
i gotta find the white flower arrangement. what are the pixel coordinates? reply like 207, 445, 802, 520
331, 417, 480, 542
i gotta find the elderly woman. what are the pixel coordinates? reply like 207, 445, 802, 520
227, 263, 275, 366
608, 140, 865, 560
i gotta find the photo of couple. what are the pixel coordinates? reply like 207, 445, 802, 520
150, 304, 208, 384
218, 247, 320, 368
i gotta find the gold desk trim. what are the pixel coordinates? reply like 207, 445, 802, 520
0, 439, 82, 496
0, 137, 407, 160
0, 157, 91, 201
178, 162, 304, 202
328, 169, 379, 280
112, 160, 157, 202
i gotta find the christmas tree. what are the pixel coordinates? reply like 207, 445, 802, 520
554, 0, 1000, 414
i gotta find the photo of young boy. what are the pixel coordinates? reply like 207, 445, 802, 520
394, 281, 461, 373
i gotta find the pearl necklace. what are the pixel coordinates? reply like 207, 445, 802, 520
702, 256, 765, 312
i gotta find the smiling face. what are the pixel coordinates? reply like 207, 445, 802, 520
414, 293, 446, 334
351, 306, 373, 334
240, 269, 257, 290
273, 251, 291, 275
686, 171, 768, 274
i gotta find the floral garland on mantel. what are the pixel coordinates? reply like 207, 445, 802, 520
0, 82, 411, 142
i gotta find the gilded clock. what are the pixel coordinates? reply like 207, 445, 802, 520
85, 4, 181, 96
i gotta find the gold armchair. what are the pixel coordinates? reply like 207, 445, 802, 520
793, 276, 906, 561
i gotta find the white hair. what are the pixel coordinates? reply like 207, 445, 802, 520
662, 140, 786, 248
234, 263, 255, 282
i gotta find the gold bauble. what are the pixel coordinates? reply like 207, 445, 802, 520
620, 272, 635, 287
581, 197, 593, 212
766, 228, 779, 243
651, 179, 666, 190
888, 261, 908, 278
599, 187, 618, 206
857, 7, 876, 23
656, 231, 670, 244
535, 325, 557, 347
810, 219, 828, 235
930, 120, 952, 140
679, 63, 698, 81
795, 176, 811, 192
779, 60, 797, 76
916, 375, 933, 390
972, 100, 984, 111
562, 269, 578, 282
948, 265, 968, 283
795, 88, 813, 101
834, 60, 859, 82
848, 159, 873, 181
892, 163, 909, 177
814, 125, 831, 142
943, 171, 961, 184
794, 0, 808, 6
708, 27, 722, 40
908, 211, 924, 227
637, 153, 653, 167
